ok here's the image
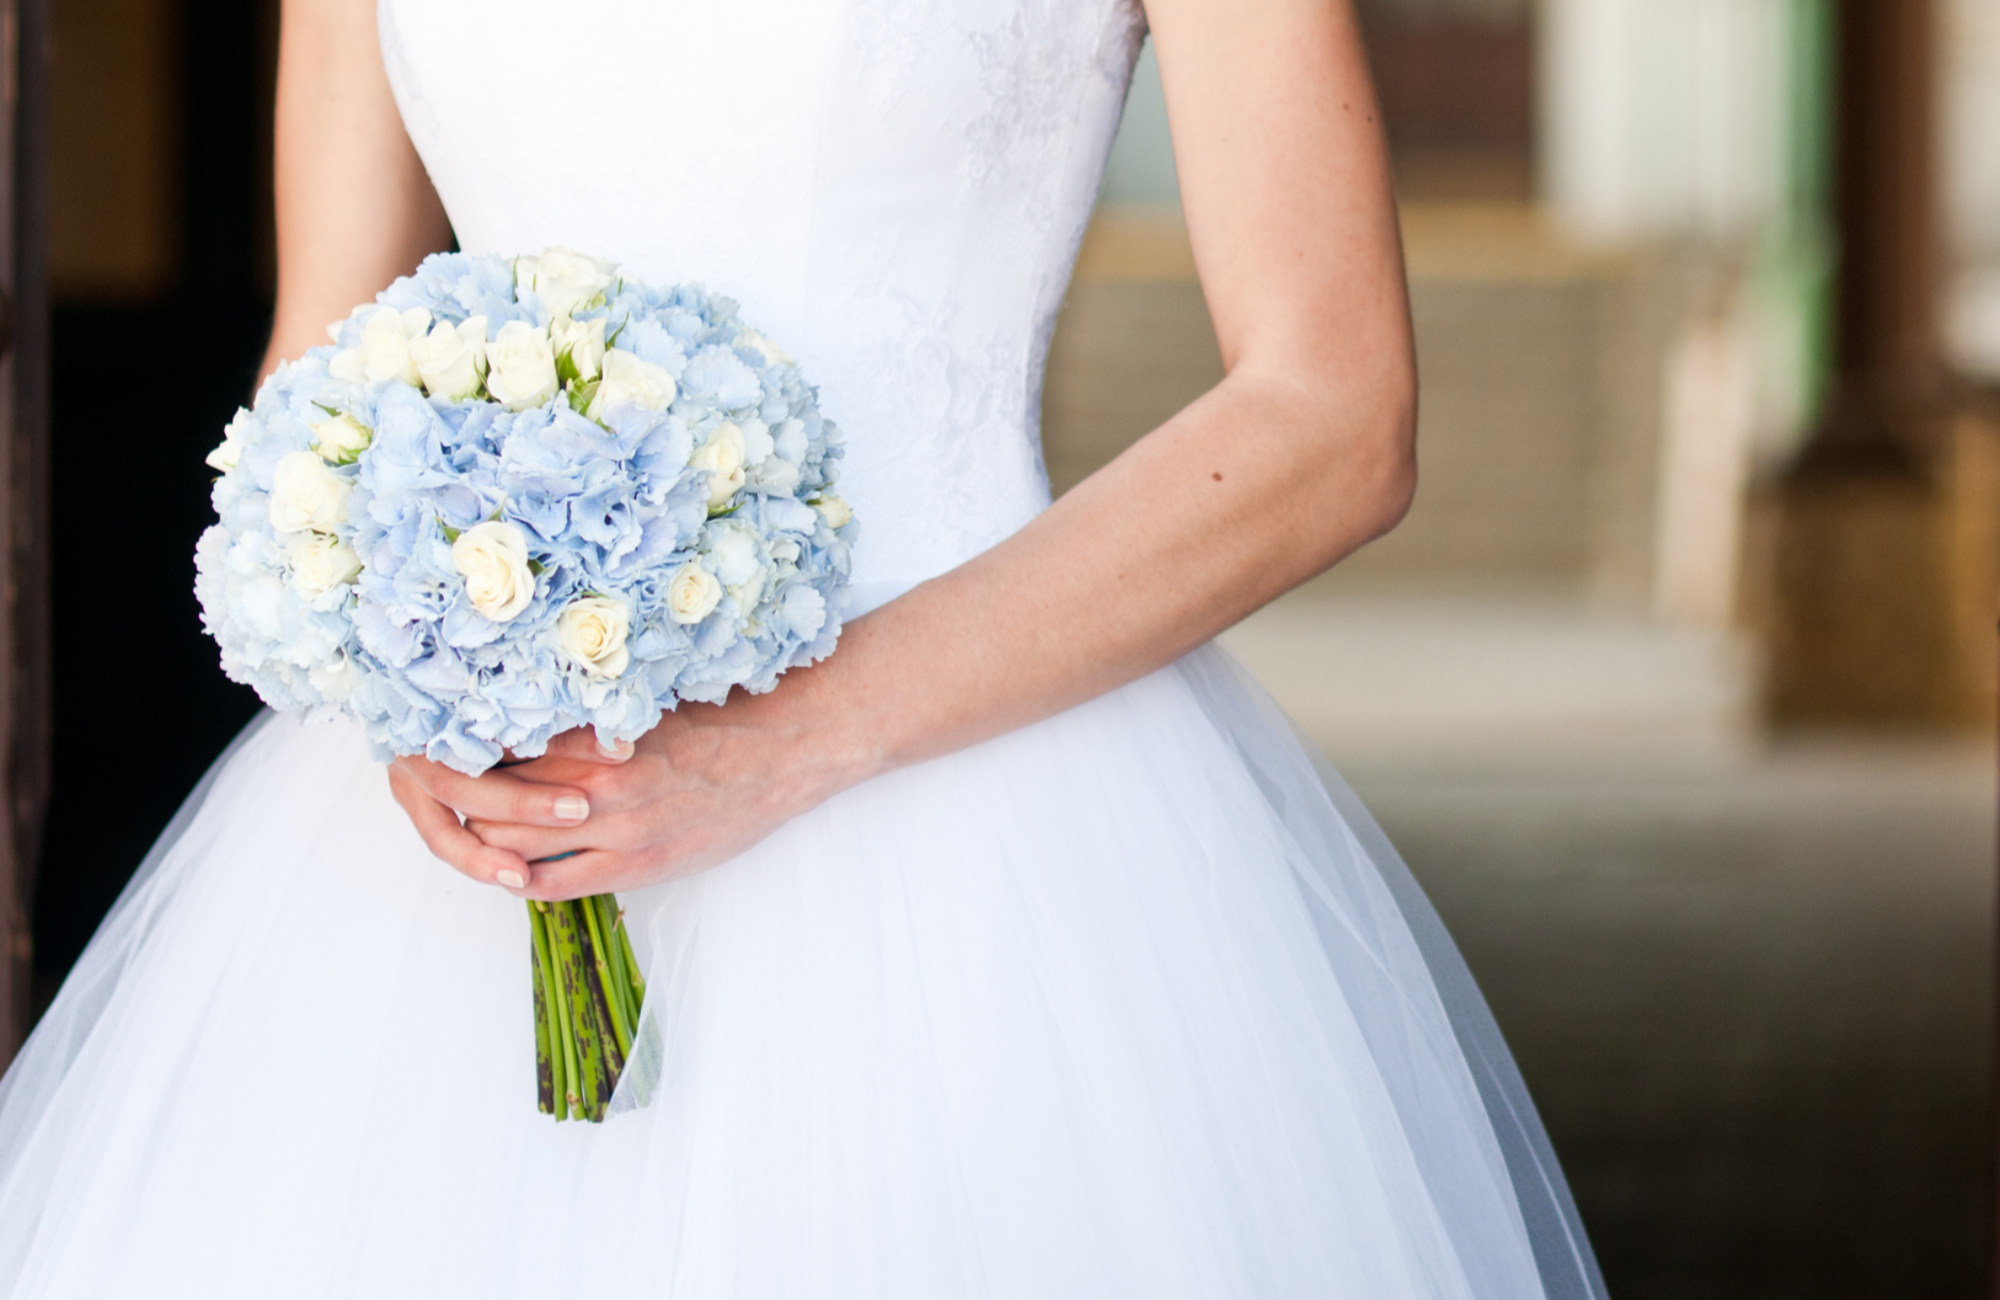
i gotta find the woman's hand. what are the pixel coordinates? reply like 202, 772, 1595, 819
387, 661, 883, 899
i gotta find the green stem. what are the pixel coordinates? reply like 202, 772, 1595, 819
537, 901, 581, 1121
582, 894, 634, 1060
552, 900, 608, 1120
577, 907, 626, 1100
613, 901, 647, 1007
528, 909, 556, 1116
589, 893, 632, 1035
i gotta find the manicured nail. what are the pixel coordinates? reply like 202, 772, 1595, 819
598, 736, 634, 761
496, 869, 526, 889
554, 795, 590, 822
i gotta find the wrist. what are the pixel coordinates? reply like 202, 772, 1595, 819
749, 640, 896, 806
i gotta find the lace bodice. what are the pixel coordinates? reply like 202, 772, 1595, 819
378, 0, 1147, 595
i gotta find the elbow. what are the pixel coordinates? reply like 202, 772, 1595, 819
1370, 419, 1417, 543
1349, 362, 1417, 546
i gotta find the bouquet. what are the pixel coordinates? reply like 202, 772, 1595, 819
195, 247, 853, 1121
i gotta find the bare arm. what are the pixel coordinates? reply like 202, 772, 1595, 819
261, 0, 452, 381
391, 0, 1417, 896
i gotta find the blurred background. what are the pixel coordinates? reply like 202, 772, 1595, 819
26, 0, 2000, 1296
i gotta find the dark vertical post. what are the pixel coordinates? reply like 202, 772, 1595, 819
0, 0, 47, 1059
1824, 0, 1942, 451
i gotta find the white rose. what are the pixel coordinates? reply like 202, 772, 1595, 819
356, 306, 432, 387
550, 315, 607, 383
811, 495, 852, 530
269, 451, 353, 533
585, 349, 677, 421
518, 246, 615, 319
451, 520, 536, 622
205, 407, 253, 473
736, 329, 795, 366
289, 532, 363, 597
410, 315, 488, 400
689, 422, 747, 508
666, 563, 723, 625
484, 321, 559, 411
310, 412, 372, 465
328, 347, 367, 383
557, 595, 631, 679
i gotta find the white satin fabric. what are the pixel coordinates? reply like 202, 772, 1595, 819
0, 1, 1608, 1296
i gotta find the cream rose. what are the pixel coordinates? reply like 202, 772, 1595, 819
550, 315, 606, 383
269, 451, 353, 533
666, 563, 723, 625
585, 349, 677, 421
205, 407, 253, 473
689, 422, 747, 508
557, 595, 631, 679
736, 328, 795, 366
811, 495, 852, 530
289, 532, 363, 597
451, 520, 536, 622
517, 246, 615, 319
355, 306, 432, 387
310, 412, 372, 465
485, 321, 559, 411
411, 315, 488, 400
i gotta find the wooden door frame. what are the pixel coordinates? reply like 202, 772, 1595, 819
1, 0, 51, 1060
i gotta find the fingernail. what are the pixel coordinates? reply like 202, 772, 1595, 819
553, 795, 590, 822
598, 736, 635, 761
496, 869, 526, 889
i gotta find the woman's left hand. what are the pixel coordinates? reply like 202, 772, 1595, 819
389, 670, 879, 900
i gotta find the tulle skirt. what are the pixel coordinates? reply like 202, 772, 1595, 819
0, 646, 1604, 1299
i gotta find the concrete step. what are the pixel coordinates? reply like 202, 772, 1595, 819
1218, 592, 1761, 768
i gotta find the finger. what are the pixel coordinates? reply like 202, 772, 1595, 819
463, 816, 596, 864
539, 727, 638, 766
498, 735, 641, 791
515, 848, 650, 902
392, 754, 593, 827
389, 767, 535, 891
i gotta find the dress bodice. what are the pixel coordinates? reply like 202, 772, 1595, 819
378, 0, 1147, 594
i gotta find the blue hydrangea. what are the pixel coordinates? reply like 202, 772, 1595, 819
195, 248, 853, 774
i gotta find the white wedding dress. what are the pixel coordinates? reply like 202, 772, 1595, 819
0, 2, 1608, 1296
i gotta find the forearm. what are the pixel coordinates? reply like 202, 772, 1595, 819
261, 0, 453, 385
793, 358, 1415, 785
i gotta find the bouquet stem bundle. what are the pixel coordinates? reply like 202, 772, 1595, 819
528, 895, 647, 1122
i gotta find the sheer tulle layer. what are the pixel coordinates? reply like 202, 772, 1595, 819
0, 648, 1603, 1299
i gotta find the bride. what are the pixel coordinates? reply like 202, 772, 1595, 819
0, 0, 1606, 1295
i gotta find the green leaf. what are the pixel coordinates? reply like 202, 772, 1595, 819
527, 558, 546, 576
439, 519, 462, 543
707, 502, 741, 519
